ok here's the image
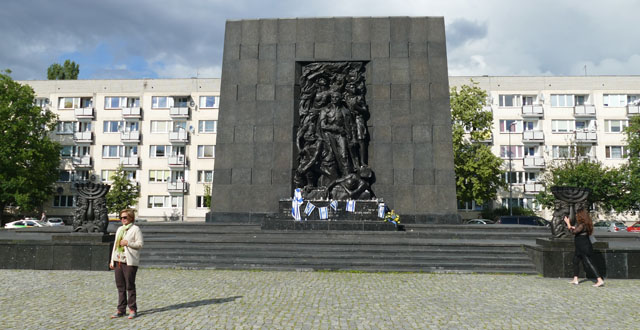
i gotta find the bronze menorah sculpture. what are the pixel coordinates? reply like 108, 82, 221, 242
73, 182, 111, 233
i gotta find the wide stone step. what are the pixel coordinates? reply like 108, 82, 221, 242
140, 259, 537, 274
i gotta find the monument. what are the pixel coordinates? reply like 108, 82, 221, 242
209, 17, 459, 224
73, 182, 110, 233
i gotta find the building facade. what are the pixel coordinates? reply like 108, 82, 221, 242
24, 79, 220, 222
450, 76, 638, 223
22, 76, 638, 222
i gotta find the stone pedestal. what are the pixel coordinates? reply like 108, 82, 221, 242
526, 238, 609, 278
0, 233, 114, 271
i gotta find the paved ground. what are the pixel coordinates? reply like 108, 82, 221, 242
1, 269, 637, 329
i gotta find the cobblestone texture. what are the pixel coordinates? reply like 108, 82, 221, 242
0, 269, 637, 329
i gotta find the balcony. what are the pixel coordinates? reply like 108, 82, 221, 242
122, 107, 142, 119
169, 130, 189, 143
522, 130, 544, 144
573, 105, 596, 117
628, 105, 640, 116
73, 131, 93, 143
120, 131, 141, 143
523, 157, 545, 169
119, 157, 139, 168
168, 155, 187, 167
74, 107, 94, 119
524, 183, 544, 194
169, 107, 189, 118
72, 156, 92, 168
167, 181, 189, 193
575, 131, 597, 143
521, 105, 544, 118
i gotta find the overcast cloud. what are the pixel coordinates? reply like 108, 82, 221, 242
2, 0, 640, 80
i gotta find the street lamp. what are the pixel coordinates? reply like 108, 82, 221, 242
508, 122, 516, 216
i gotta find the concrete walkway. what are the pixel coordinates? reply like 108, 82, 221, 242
1, 269, 636, 329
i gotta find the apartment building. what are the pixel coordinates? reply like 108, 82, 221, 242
24, 79, 220, 222
450, 76, 639, 222
21, 76, 638, 223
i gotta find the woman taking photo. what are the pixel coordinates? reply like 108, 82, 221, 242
564, 209, 604, 287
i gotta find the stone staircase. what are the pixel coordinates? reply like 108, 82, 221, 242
138, 223, 549, 274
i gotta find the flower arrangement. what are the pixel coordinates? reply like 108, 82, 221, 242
384, 209, 400, 225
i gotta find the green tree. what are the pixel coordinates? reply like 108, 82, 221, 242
105, 165, 140, 214
0, 71, 61, 223
535, 159, 627, 212
622, 115, 640, 211
203, 184, 212, 209
47, 60, 79, 80
450, 80, 505, 205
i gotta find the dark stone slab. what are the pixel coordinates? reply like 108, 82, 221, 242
277, 199, 383, 221
16, 245, 36, 269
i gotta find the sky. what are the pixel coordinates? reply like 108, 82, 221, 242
2, 0, 640, 80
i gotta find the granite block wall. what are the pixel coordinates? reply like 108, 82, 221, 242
210, 17, 459, 223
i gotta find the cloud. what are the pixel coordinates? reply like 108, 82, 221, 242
446, 19, 488, 48
3, 0, 640, 80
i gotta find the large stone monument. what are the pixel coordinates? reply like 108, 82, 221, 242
209, 17, 459, 223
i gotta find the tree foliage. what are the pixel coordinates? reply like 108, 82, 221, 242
105, 165, 140, 214
451, 80, 505, 205
535, 160, 628, 212
47, 60, 79, 80
203, 184, 212, 209
622, 115, 640, 211
0, 71, 61, 221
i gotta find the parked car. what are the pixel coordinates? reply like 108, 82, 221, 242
497, 216, 549, 227
4, 219, 45, 228
627, 222, 640, 233
45, 217, 65, 226
465, 219, 495, 225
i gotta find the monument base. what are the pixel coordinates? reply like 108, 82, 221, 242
261, 219, 401, 231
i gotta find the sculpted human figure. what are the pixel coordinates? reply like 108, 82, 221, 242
320, 92, 353, 177
344, 81, 369, 167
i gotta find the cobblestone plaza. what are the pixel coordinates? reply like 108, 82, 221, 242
1, 269, 637, 329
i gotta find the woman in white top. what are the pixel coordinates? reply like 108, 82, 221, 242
109, 209, 144, 319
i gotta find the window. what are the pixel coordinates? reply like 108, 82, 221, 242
197, 145, 215, 158
149, 145, 169, 158
172, 121, 187, 132
127, 97, 140, 107
80, 97, 93, 108
150, 121, 170, 133
502, 198, 524, 209
122, 121, 139, 132
53, 195, 75, 207
605, 146, 627, 159
524, 146, 539, 157
34, 98, 49, 108
576, 146, 593, 158
58, 97, 78, 109
74, 170, 90, 181
524, 172, 538, 183
550, 94, 575, 107
498, 94, 519, 107
603, 94, 626, 107
499, 120, 522, 133
105, 97, 126, 109
500, 146, 523, 159
57, 121, 75, 134
58, 170, 72, 182
149, 170, 171, 183
197, 170, 213, 183
147, 195, 181, 208
503, 171, 524, 184
457, 200, 486, 211
552, 146, 573, 159
523, 121, 536, 131
174, 96, 189, 107
196, 196, 209, 208
101, 170, 117, 182
604, 120, 628, 133
152, 96, 169, 109
628, 94, 640, 105
76, 122, 91, 132
102, 145, 123, 158
198, 120, 217, 133
102, 121, 121, 133
551, 120, 575, 133
521, 95, 535, 106
199, 96, 218, 108
123, 146, 138, 157
74, 146, 91, 156
60, 146, 73, 158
